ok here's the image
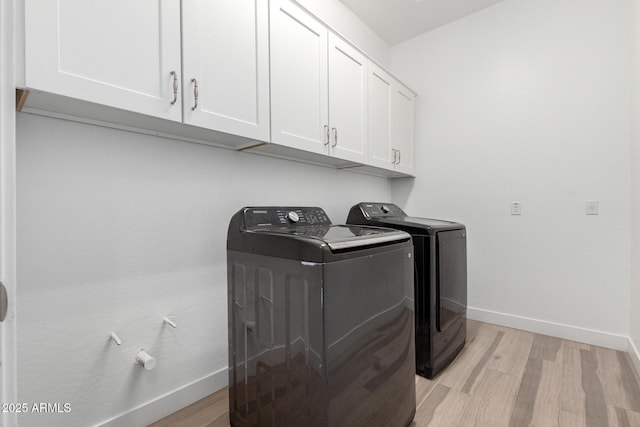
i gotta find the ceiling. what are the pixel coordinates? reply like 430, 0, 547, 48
340, 0, 508, 46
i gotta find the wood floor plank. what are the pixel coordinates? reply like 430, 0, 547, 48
437, 324, 500, 392
591, 345, 632, 412
461, 330, 504, 393
486, 327, 534, 379
458, 368, 521, 426
609, 406, 631, 427
605, 405, 640, 427
559, 343, 587, 419
415, 375, 436, 409
581, 349, 609, 427
149, 388, 228, 427
620, 406, 640, 426
616, 351, 640, 412
467, 319, 482, 340
530, 333, 563, 363
509, 356, 543, 427
560, 409, 587, 427
414, 384, 470, 426
509, 354, 563, 427
412, 383, 450, 425
530, 359, 564, 427
561, 338, 592, 352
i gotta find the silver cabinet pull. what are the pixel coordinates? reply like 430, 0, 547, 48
191, 78, 199, 111
170, 71, 178, 105
0, 282, 7, 322
392, 149, 398, 164
397, 149, 401, 165
332, 127, 338, 147
324, 125, 330, 146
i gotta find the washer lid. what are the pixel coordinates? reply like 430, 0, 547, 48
228, 207, 412, 261
257, 225, 410, 251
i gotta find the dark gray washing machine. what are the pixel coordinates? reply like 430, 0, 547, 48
227, 206, 416, 427
347, 203, 467, 379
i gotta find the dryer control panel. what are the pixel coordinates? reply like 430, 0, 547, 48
358, 203, 406, 218
242, 207, 331, 230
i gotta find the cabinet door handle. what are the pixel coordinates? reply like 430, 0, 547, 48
170, 71, 178, 105
332, 127, 338, 147
397, 149, 401, 165
324, 125, 330, 146
191, 78, 199, 111
0, 282, 7, 322
392, 149, 397, 164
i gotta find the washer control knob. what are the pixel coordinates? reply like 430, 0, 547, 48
287, 211, 300, 223
381, 205, 391, 213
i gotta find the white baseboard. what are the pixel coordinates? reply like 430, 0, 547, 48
97, 368, 228, 427
467, 307, 630, 351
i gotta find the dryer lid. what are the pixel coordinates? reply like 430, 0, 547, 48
383, 216, 461, 228
347, 203, 465, 234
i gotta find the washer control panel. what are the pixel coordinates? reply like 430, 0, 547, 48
359, 203, 406, 218
243, 207, 331, 229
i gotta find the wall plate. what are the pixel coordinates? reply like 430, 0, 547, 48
586, 200, 598, 215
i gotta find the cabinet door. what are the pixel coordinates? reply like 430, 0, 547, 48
328, 34, 367, 163
367, 63, 395, 170
24, 0, 182, 121
182, 0, 269, 141
392, 83, 416, 176
270, 0, 329, 154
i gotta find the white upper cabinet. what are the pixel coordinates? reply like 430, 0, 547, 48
270, 0, 368, 163
23, 0, 416, 176
24, 0, 182, 122
328, 34, 367, 163
367, 62, 416, 175
270, 0, 329, 155
367, 63, 395, 170
182, 0, 270, 141
392, 83, 416, 176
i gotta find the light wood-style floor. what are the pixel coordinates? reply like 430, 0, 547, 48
150, 320, 640, 427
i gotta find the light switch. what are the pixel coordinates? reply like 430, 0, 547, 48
586, 200, 598, 215
511, 201, 522, 215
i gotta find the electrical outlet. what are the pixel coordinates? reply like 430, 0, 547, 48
511, 201, 522, 215
586, 200, 598, 215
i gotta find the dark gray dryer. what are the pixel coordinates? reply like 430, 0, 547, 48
347, 203, 467, 379
227, 206, 416, 427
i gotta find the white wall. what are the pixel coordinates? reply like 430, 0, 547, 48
391, 0, 632, 342
15, 113, 391, 427
296, 0, 390, 67
631, 0, 640, 363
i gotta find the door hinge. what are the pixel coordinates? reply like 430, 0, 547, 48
0, 282, 7, 322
